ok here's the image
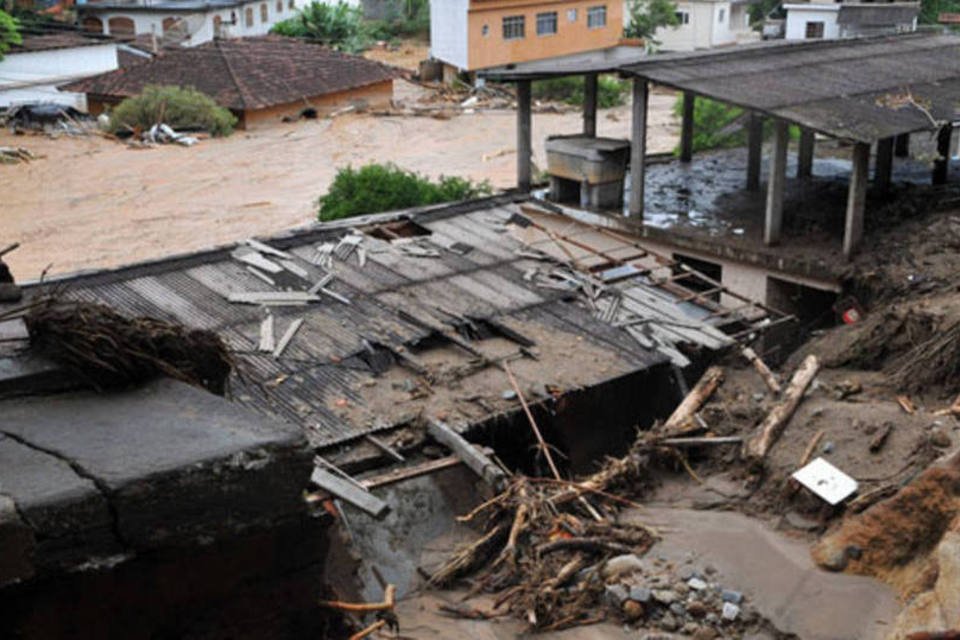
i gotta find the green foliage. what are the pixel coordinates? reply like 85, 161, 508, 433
0, 10, 21, 60
748, 0, 782, 25
109, 85, 237, 137
532, 75, 628, 109
672, 95, 801, 154
624, 0, 680, 44
919, 0, 960, 23
318, 163, 492, 221
365, 0, 430, 40
271, 0, 369, 52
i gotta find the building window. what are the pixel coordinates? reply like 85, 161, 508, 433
718, 8, 725, 22
260, 2, 268, 22
288, 0, 294, 8
276, 0, 282, 12
245, 7, 253, 27
107, 16, 135, 36
805, 20, 825, 38
675, 10, 690, 24
567, 8, 578, 22
587, 5, 607, 28
482, 23, 489, 36
502, 15, 525, 40
536, 11, 558, 35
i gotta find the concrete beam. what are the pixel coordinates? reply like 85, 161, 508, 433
933, 124, 953, 186
844, 142, 870, 259
797, 129, 815, 178
583, 72, 598, 137
746, 112, 763, 191
629, 78, 648, 218
517, 79, 532, 193
764, 120, 789, 246
680, 91, 695, 163
875, 137, 894, 192
894, 133, 910, 158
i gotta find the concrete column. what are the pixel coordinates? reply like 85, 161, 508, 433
764, 119, 789, 246
746, 112, 763, 191
875, 137, 894, 192
797, 129, 815, 178
933, 124, 953, 186
894, 133, 910, 158
843, 142, 870, 259
517, 79, 532, 193
629, 78, 648, 218
583, 72, 598, 137
680, 91, 695, 163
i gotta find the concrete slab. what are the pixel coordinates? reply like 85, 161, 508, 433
624, 507, 898, 640
0, 378, 312, 550
0, 491, 34, 587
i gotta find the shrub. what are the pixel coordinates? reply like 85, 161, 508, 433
365, 0, 430, 40
673, 95, 802, 154
271, 0, 369, 52
532, 75, 628, 109
0, 10, 21, 61
318, 163, 492, 221
108, 85, 237, 136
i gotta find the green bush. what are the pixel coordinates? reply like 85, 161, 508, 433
365, 0, 430, 40
271, 0, 370, 52
318, 163, 492, 221
109, 85, 237, 137
0, 10, 21, 61
532, 75, 628, 109
672, 95, 801, 154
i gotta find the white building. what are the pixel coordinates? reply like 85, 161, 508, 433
647, 0, 759, 51
0, 33, 119, 109
783, 2, 919, 40
77, 0, 359, 47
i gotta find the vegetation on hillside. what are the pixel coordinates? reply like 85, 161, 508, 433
365, 0, 429, 40
532, 75, 628, 109
108, 85, 237, 137
624, 0, 680, 46
271, 0, 428, 53
318, 163, 492, 221
0, 10, 21, 60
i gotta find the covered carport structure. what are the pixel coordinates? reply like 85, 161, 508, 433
484, 33, 960, 259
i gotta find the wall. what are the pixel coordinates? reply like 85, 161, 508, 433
464, 0, 623, 70
0, 43, 118, 109
241, 80, 394, 128
655, 0, 755, 51
784, 4, 840, 40
430, 0, 470, 69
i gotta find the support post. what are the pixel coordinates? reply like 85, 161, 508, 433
680, 91, 695, 163
894, 133, 910, 158
746, 112, 763, 191
933, 124, 953, 186
764, 119, 789, 246
843, 142, 869, 259
629, 78, 648, 218
797, 128, 815, 178
516, 80, 532, 193
583, 72, 598, 137
875, 137, 894, 192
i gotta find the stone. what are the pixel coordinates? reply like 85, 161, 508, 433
686, 601, 707, 618
721, 589, 743, 604
682, 622, 700, 635
704, 564, 717, 575
659, 612, 679, 631
602, 553, 645, 579
679, 566, 697, 580
721, 602, 740, 621
605, 583, 629, 608
822, 441, 835, 454
629, 586, 652, 603
704, 612, 719, 624
930, 428, 952, 448
652, 589, 678, 605
669, 602, 686, 616
784, 511, 821, 531
692, 627, 717, 640
688, 577, 708, 591
622, 599, 645, 621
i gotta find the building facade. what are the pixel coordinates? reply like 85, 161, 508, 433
652, 0, 758, 51
783, 1, 919, 40
431, 0, 623, 72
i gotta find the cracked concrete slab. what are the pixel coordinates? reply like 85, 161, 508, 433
0, 378, 312, 552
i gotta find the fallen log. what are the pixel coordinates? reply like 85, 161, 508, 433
742, 346, 781, 394
660, 366, 724, 436
745, 355, 820, 460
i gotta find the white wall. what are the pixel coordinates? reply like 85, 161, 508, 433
655, 0, 754, 51
430, 0, 468, 69
784, 4, 840, 40
0, 43, 118, 109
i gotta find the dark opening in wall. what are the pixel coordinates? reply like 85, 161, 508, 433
363, 219, 432, 241
764, 276, 838, 360
672, 254, 723, 303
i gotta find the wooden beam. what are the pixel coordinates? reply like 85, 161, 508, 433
517, 79, 532, 193
745, 355, 819, 460
629, 78, 648, 218
764, 120, 789, 246
797, 129, 814, 178
661, 366, 724, 435
680, 91, 695, 163
427, 420, 507, 489
875, 137, 894, 192
360, 456, 462, 490
583, 72, 598, 137
843, 142, 869, 259
309, 466, 389, 518
746, 112, 763, 191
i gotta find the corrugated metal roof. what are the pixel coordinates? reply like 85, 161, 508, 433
620, 32, 960, 143
14, 198, 735, 447
837, 4, 920, 26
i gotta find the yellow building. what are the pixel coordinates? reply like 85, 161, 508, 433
431, 0, 623, 73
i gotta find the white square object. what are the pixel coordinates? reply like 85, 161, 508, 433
792, 457, 858, 505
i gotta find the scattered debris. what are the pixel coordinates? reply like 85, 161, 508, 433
742, 347, 781, 394
792, 457, 859, 505
258, 314, 275, 352
897, 394, 917, 414
868, 422, 894, 453
0, 147, 39, 164
744, 355, 820, 460
660, 366, 724, 436
273, 318, 304, 358
143, 123, 199, 146
227, 292, 320, 305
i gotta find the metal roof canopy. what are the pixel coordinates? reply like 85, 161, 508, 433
619, 32, 960, 143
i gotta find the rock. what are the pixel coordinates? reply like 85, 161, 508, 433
629, 586, 652, 603
930, 427, 952, 448
721, 602, 740, 621
686, 601, 707, 618
605, 584, 629, 608
692, 627, 717, 640
814, 540, 853, 571
669, 602, 686, 617
704, 564, 717, 575
659, 612, 679, 631
622, 599, 645, 621
675, 582, 690, 596
501, 390, 517, 400
785, 510, 821, 531
682, 622, 701, 635
721, 589, 743, 604
688, 577, 708, 591
704, 612, 719, 624
822, 441, 835, 454
652, 589, 678, 605
679, 566, 697, 580
602, 553, 645, 579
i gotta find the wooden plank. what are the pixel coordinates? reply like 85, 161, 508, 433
227, 291, 320, 304
427, 420, 507, 489
309, 466, 389, 518
273, 318, 304, 358
258, 314, 275, 352
360, 456, 463, 490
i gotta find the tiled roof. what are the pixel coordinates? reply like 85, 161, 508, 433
63, 36, 401, 111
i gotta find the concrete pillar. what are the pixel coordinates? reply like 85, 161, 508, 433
933, 124, 953, 186
797, 129, 815, 178
517, 80, 532, 193
843, 142, 870, 259
680, 91, 695, 163
764, 119, 789, 246
629, 78, 648, 218
583, 72, 598, 137
875, 137, 894, 192
746, 112, 763, 191
894, 133, 910, 158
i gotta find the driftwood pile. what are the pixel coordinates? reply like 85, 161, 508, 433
24, 299, 233, 394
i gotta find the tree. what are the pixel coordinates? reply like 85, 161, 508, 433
624, 0, 680, 46
0, 10, 21, 61
270, 0, 368, 52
